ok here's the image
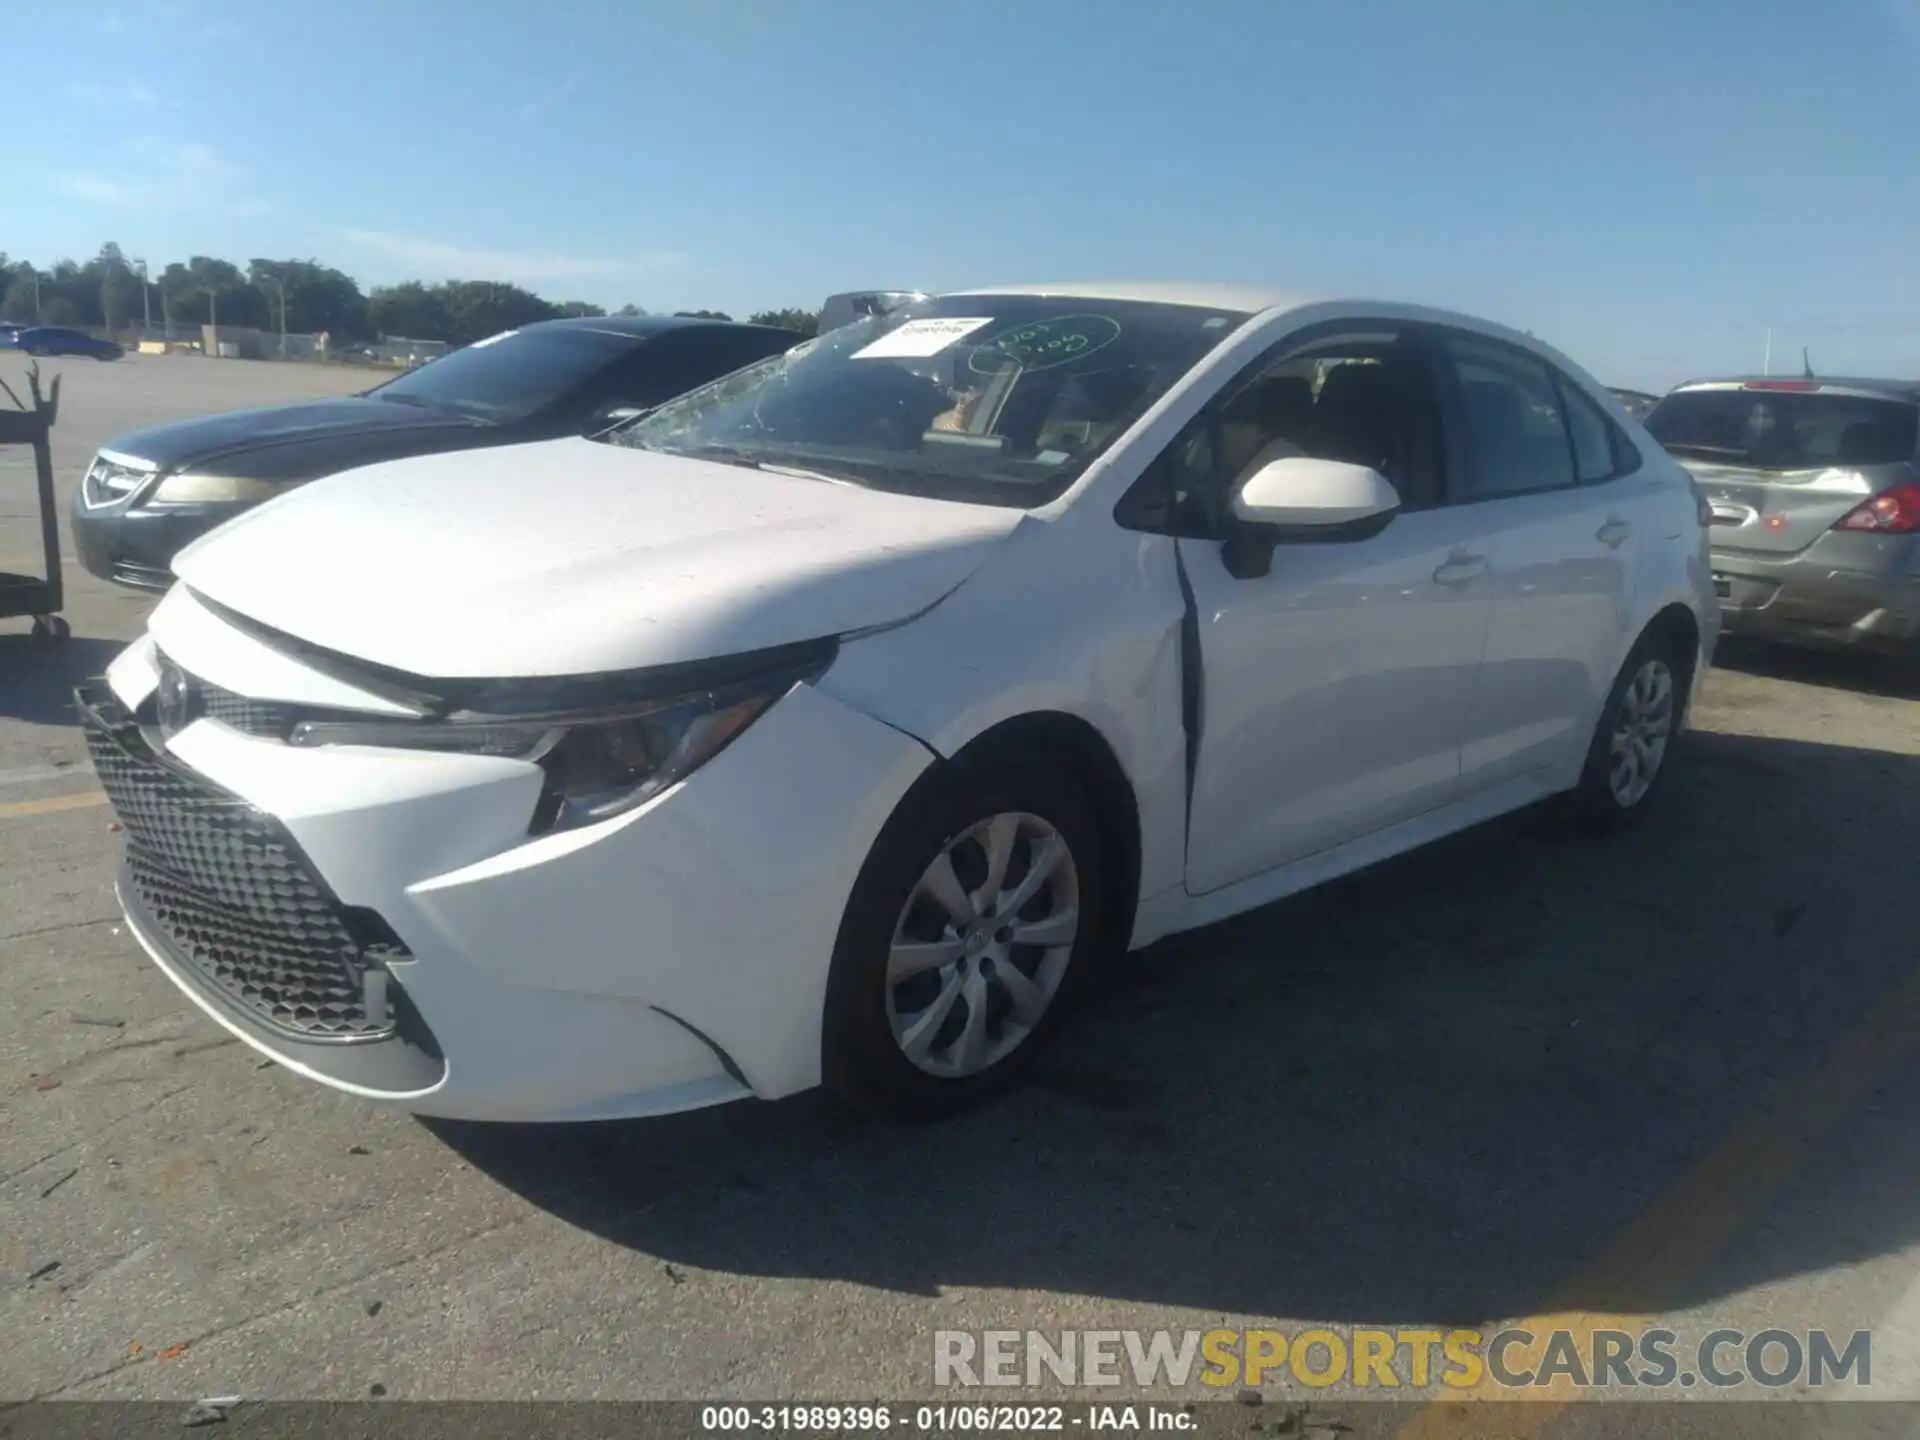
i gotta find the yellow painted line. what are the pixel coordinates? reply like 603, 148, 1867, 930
0, 789, 111, 820
1398, 962, 1920, 1439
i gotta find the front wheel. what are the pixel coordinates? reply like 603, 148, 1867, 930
823, 757, 1104, 1119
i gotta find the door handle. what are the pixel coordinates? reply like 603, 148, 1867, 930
1597, 516, 1633, 548
1432, 553, 1488, 587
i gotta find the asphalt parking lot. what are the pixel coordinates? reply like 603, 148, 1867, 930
3, 354, 1919, 1429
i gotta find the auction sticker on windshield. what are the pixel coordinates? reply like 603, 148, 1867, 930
852, 317, 995, 360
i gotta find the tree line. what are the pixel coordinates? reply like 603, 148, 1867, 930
0, 242, 820, 347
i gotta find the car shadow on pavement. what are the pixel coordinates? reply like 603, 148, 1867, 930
1712, 636, 1920, 700
430, 726, 1920, 1327
0, 632, 123, 724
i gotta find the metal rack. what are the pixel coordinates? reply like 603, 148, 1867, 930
0, 364, 68, 640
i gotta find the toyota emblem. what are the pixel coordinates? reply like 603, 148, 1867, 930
156, 657, 198, 736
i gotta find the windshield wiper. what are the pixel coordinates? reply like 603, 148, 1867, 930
621, 439, 869, 488
376, 392, 490, 423
755, 462, 866, 488
684, 444, 757, 465
620, 438, 751, 463
1661, 442, 1750, 459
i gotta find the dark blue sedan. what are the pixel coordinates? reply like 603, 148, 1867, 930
2, 326, 123, 360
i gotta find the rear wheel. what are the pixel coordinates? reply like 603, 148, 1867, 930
823, 757, 1103, 1119
1561, 630, 1687, 831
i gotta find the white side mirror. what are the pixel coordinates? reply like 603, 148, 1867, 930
1221, 456, 1402, 580
1231, 455, 1402, 529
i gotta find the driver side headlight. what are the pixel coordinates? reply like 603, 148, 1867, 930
286, 668, 817, 833
147, 472, 282, 506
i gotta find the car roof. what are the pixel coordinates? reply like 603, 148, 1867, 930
528, 314, 796, 339
1669, 375, 1920, 401
949, 280, 1318, 314
940, 284, 1612, 382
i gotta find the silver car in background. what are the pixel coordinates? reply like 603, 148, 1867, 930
1645, 377, 1920, 655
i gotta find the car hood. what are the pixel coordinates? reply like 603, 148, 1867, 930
173, 439, 1028, 678
105, 396, 483, 475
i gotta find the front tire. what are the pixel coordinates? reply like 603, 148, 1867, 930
1561, 629, 1688, 832
823, 756, 1104, 1119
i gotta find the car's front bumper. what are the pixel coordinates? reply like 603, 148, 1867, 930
1709, 535, 1920, 654
71, 493, 254, 591
85, 596, 933, 1122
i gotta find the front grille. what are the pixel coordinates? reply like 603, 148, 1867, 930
81, 688, 407, 1041
153, 649, 346, 742
193, 675, 299, 740
123, 850, 385, 1037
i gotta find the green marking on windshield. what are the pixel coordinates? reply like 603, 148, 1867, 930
968, 314, 1123, 376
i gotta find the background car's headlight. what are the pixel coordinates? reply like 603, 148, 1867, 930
147, 472, 281, 506
288, 681, 795, 832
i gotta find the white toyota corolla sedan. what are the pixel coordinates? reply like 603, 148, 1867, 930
80, 284, 1718, 1122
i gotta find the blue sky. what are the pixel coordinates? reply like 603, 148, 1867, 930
7, 0, 1918, 388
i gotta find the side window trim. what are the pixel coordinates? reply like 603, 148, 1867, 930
1604, 393, 1646, 479
1547, 369, 1585, 483
1419, 330, 1471, 508
1553, 365, 1645, 486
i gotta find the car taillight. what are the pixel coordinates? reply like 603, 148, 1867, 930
1743, 380, 1821, 392
1833, 480, 1920, 534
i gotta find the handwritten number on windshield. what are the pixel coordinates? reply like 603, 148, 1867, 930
969, 314, 1123, 375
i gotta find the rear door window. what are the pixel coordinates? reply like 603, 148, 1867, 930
1647, 388, 1920, 470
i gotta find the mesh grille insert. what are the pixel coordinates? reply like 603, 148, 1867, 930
83, 696, 408, 1041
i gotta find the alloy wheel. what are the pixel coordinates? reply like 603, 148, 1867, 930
1608, 657, 1675, 808
885, 811, 1080, 1079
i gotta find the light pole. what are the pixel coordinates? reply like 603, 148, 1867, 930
134, 259, 152, 336
30, 271, 42, 323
